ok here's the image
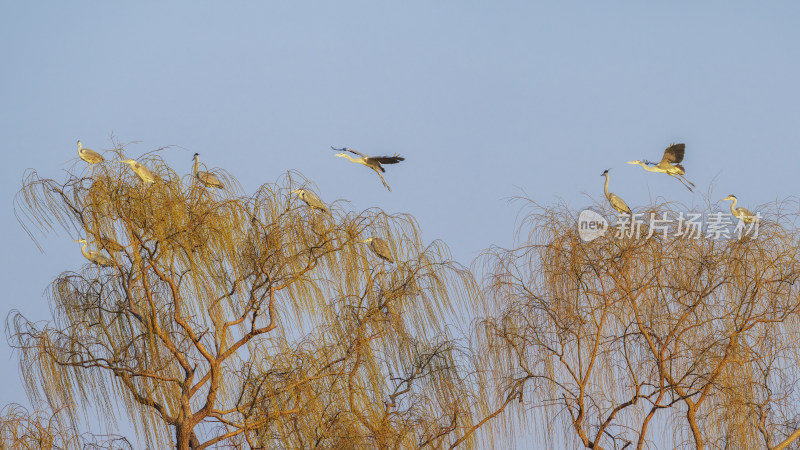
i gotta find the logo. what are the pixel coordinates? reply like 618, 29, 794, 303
578, 209, 608, 242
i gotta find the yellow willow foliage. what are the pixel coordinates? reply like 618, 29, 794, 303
0, 402, 132, 450
476, 199, 800, 450
0, 403, 78, 450
10, 144, 485, 449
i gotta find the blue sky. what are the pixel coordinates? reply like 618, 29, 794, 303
1, 1, 799, 439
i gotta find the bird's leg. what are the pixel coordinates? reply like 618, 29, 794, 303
375, 170, 392, 192
671, 174, 694, 192
679, 174, 696, 188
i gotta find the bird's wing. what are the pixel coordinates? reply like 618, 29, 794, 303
372, 239, 394, 262
331, 146, 365, 157
371, 155, 405, 165
306, 192, 326, 209
738, 207, 756, 217
89, 250, 115, 266
199, 171, 224, 188
141, 164, 156, 176
82, 149, 105, 161
674, 163, 686, 173
661, 143, 686, 164
610, 194, 631, 214
135, 164, 158, 182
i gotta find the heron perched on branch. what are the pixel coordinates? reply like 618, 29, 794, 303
362, 237, 394, 263
291, 189, 328, 213
74, 238, 116, 267
601, 169, 631, 215
77, 140, 104, 164
722, 195, 758, 223
331, 147, 404, 191
192, 153, 224, 189
121, 159, 158, 184
627, 143, 695, 192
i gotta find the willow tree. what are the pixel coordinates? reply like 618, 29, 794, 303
0, 402, 131, 450
477, 200, 800, 449
10, 143, 485, 449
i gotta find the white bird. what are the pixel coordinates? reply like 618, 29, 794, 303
74, 238, 116, 266
291, 189, 328, 213
77, 140, 104, 164
627, 143, 696, 192
331, 147, 404, 191
192, 153, 224, 189
721, 195, 758, 223
121, 159, 158, 184
601, 169, 631, 215
362, 237, 394, 263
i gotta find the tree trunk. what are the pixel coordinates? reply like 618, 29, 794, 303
686, 408, 703, 450
175, 424, 199, 450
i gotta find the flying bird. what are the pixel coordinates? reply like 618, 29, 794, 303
192, 153, 224, 189
721, 195, 758, 223
291, 189, 328, 213
362, 237, 394, 263
601, 169, 631, 215
627, 143, 695, 192
331, 147, 404, 191
121, 159, 158, 184
77, 140, 104, 164
74, 238, 116, 267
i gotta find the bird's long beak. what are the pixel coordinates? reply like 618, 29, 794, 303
625, 161, 637, 164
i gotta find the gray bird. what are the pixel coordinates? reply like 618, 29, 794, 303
77, 140, 104, 164
75, 238, 116, 266
192, 153, 224, 189
722, 195, 758, 223
121, 159, 158, 184
331, 147, 404, 191
601, 169, 631, 215
627, 143, 695, 192
362, 237, 394, 263
291, 189, 328, 213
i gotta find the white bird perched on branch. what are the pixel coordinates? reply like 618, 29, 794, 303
721, 195, 758, 223
291, 189, 328, 213
121, 159, 158, 184
627, 143, 695, 192
77, 140, 104, 164
74, 238, 116, 266
362, 237, 394, 263
192, 153, 224, 189
601, 169, 631, 215
331, 147, 404, 191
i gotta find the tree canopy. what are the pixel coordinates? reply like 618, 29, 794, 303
7, 142, 800, 449
10, 145, 485, 449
